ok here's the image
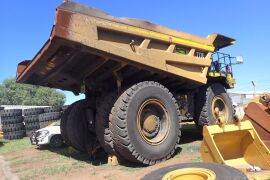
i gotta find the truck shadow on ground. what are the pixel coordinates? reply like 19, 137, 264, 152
38, 123, 201, 168
180, 123, 202, 145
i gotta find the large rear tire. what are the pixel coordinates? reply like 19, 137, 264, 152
194, 83, 233, 128
60, 103, 78, 146
66, 100, 96, 152
110, 81, 181, 165
95, 91, 119, 156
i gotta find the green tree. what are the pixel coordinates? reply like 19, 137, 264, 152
0, 77, 65, 106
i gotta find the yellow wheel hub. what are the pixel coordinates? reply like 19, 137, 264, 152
137, 99, 170, 145
162, 168, 216, 180
211, 96, 228, 124
143, 114, 158, 133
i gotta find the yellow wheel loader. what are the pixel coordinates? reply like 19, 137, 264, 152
16, 2, 242, 164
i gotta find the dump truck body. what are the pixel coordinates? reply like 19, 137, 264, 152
16, 2, 234, 94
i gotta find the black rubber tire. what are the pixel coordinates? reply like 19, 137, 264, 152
38, 112, 61, 122
49, 135, 64, 148
1, 109, 22, 117
43, 106, 62, 113
24, 115, 39, 123
194, 83, 233, 127
23, 108, 44, 116
141, 162, 248, 180
25, 122, 40, 131
1, 116, 23, 125
2, 123, 25, 133
110, 81, 181, 165
4, 130, 26, 140
60, 103, 78, 146
96, 91, 119, 155
67, 100, 96, 152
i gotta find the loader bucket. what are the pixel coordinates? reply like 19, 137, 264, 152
201, 120, 270, 178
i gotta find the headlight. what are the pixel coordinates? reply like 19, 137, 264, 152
37, 130, 49, 140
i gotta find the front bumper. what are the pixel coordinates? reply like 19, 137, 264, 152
30, 131, 50, 145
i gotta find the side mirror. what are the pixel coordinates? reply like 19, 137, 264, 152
236, 56, 244, 64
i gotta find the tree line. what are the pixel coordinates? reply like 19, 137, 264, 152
0, 77, 65, 106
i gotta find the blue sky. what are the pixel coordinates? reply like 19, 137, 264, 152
1, 0, 270, 104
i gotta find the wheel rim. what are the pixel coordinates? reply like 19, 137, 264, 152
211, 96, 228, 124
137, 99, 170, 145
53, 137, 62, 147
162, 168, 216, 180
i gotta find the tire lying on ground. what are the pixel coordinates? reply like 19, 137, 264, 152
4, 130, 26, 140
67, 100, 96, 152
141, 162, 248, 180
38, 112, 61, 122
110, 81, 181, 165
194, 83, 233, 128
2, 123, 25, 133
24, 108, 44, 116
43, 106, 62, 113
1, 116, 23, 125
96, 91, 119, 156
25, 122, 40, 131
24, 115, 39, 123
1, 109, 22, 117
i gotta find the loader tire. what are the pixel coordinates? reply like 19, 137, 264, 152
24, 108, 44, 116
38, 112, 61, 122
67, 100, 96, 152
194, 83, 233, 128
43, 106, 62, 113
1, 116, 23, 125
4, 130, 26, 140
1, 109, 22, 117
2, 123, 25, 133
25, 122, 40, 131
96, 91, 119, 155
110, 81, 181, 165
141, 162, 248, 180
60, 102, 79, 146
24, 115, 39, 123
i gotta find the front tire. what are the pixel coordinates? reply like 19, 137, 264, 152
194, 83, 233, 128
110, 81, 181, 165
66, 100, 96, 152
49, 135, 64, 148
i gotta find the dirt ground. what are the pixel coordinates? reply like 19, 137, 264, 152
0, 123, 202, 180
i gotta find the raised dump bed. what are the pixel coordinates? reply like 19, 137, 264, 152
16, 2, 240, 165
16, 2, 234, 94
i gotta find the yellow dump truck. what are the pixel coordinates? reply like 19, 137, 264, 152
16, 2, 241, 165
